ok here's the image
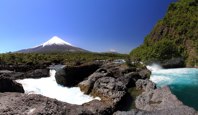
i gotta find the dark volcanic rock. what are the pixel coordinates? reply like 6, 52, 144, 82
0, 63, 50, 72
114, 86, 197, 115
55, 63, 100, 87
135, 86, 195, 111
138, 69, 151, 79
136, 79, 156, 92
91, 77, 126, 103
79, 63, 151, 114
114, 107, 197, 115
0, 92, 93, 115
79, 63, 151, 95
25, 69, 49, 79
0, 76, 24, 93
0, 92, 117, 115
0, 69, 49, 80
79, 68, 110, 94
161, 57, 185, 68
83, 100, 113, 115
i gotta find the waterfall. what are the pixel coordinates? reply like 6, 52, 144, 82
16, 69, 100, 105
146, 63, 163, 72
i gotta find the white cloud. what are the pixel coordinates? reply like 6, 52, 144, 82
109, 49, 117, 52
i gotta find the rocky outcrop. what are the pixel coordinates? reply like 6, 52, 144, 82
0, 69, 49, 80
79, 63, 151, 114
55, 62, 101, 87
0, 92, 115, 115
0, 63, 50, 72
114, 107, 197, 115
24, 69, 49, 79
91, 76, 126, 104
161, 57, 185, 68
0, 92, 91, 115
83, 100, 113, 115
113, 79, 198, 115
1, 62, 196, 115
135, 79, 156, 92
79, 63, 147, 94
138, 69, 151, 79
135, 86, 185, 111
0, 76, 24, 93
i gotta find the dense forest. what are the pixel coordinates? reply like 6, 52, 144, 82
130, 0, 198, 67
0, 52, 128, 66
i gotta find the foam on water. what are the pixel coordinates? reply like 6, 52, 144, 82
146, 63, 163, 72
16, 70, 100, 105
148, 64, 198, 110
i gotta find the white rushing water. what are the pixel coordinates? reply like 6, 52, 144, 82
147, 64, 198, 87
147, 64, 198, 110
16, 70, 100, 105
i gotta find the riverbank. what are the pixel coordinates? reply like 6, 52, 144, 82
0, 62, 197, 114
149, 67, 198, 110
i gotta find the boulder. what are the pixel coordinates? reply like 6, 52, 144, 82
83, 100, 113, 115
79, 68, 109, 94
79, 63, 143, 94
138, 69, 151, 79
0, 69, 49, 80
79, 63, 146, 113
114, 86, 197, 115
0, 76, 24, 93
0, 72, 25, 80
161, 57, 185, 68
25, 69, 49, 79
121, 72, 143, 88
98, 63, 135, 78
136, 79, 156, 92
55, 63, 100, 87
135, 86, 195, 111
0, 63, 50, 72
91, 77, 126, 103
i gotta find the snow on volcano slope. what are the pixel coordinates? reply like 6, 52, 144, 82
42, 36, 72, 47
16, 36, 88, 53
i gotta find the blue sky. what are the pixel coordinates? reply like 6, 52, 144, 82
0, 0, 176, 53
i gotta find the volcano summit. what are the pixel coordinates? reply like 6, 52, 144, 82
17, 36, 88, 53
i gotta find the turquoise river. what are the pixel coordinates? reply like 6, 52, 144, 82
148, 65, 198, 110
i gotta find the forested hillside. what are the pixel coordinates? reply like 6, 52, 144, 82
130, 0, 198, 67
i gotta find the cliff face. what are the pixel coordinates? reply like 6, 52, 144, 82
130, 0, 198, 67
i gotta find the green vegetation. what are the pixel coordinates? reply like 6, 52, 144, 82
0, 52, 128, 66
130, 0, 198, 67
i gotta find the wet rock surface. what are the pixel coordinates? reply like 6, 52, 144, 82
161, 57, 185, 68
55, 62, 101, 87
0, 76, 24, 93
114, 79, 197, 115
0, 62, 197, 115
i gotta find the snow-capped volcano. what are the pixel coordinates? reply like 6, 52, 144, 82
17, 36, 88, 53
42, 36, 72, 47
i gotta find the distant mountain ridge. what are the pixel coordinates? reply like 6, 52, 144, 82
130, 0, 198, 67
17, 36, 88, 53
